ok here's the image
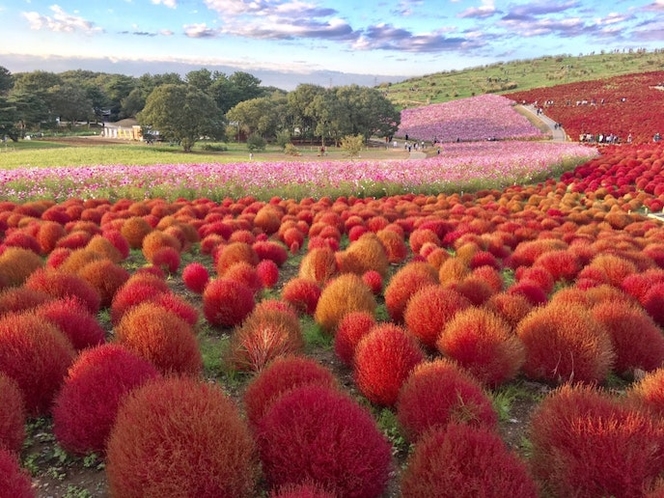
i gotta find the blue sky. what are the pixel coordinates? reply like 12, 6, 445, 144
1, 0, 663, 89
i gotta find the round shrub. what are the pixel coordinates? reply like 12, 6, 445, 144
404, 286, 471, 349
182, 262, 210, 293
102, 229, 130, 259
52, 344, 160, 455
85, 234, 124, 263
243, 355, 338, 428
150, 292, 199, 327
314, 273, 376, 334
37, 221, 66, 254
34, 297, 105, 351
530, 384, 664, 498
0, 312, 75, 416
3, 231, 41, 255
45, 247, 72, 270
56, 247, 104, 275
0, 373, 25, 453
110, 274, 170, 325
299, 247, 337, 285
362, 270, 383, 295
141, 230, 181, 262
151, 246, 181, 274
224, 261, 263, 295
485, 292, 533, 329
253, 240, 289, 267
400, 424, 537, 498
77, 259, 130, 308
629, 368, 664, 417
0, 247, 43, 287
376, 228, 408, 264
337, 234, 389, 278
227, 307, 304, 372
281, 278, 321, 315
354, 324, 424, 407
396, 359, 497, 443
116, 302, 202, 376
437, 308, 525, 387
202, 278, 255, 328
120, 216, 153, 249
591, 300, 664, 376
507, 279, 548, 306
516, 302, 615, 385
256, 259, 279, 289
643, 283, 664, 328
106, 376, 259, 498
385, 262, 439, 323
334, 311, 376, 367
0, 448, 34, 498
25, 268, 101, 315
533, 249, 581, 282
215, 241, 259, 275
256, 384, 392, 498
0, 286, 53, 315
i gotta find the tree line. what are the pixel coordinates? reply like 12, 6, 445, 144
0, 66, 400, 152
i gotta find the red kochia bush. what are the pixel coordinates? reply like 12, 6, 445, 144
256, 259, 279, 289
52, 344, 160, 455
354, 324, 425, 406
400, 424, 538, 498
404, 286, 471, 349
243, 355, 338, 428
34, 297, 105, 351
203, 278, 255, 328
215, 241, 259, 275
299, 247, 338, 285
110, 274, 170, 324
106, 376, 259, 498
530, 384, 664, 498
516, 302, 615, 385
334, 311, 376, 367
437, 308, 525, 387
151, 246, 181, 274
182, 262, 210, 293
0, 448, 35, 498
0, 373, 25, 453
224, 261, 263, 295
115, 302, 202, 376
629, 368, 664, 417
256, 385, 392, 498
0, 312, 75, 416
314, 274, 376, 333
0, 246, 43, 287
0, 286, 53, 315
24, 268, 101, 315
591, 301, 664, 376
281, 278, 321, 315
384, 262, 439, 323
396, 359, 497, 443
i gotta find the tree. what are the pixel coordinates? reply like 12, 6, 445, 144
48, 84, 93, 125
0, 96, 19, 141
287, 84, 326, 140
0, 66, 13, 95
340, 134, 364, 157
138, 84, 224, 152
226, 92, 288, 140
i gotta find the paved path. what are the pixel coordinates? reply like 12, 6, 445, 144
518, 104, 567, 142
409, 150, 427, 159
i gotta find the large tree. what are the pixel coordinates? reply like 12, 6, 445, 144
226, 92, 288, 140
138, 84, 224, 152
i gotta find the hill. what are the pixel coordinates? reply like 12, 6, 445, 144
381, 49, 664, 109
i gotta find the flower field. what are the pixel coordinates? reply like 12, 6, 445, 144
506, 71, 664, 145
3, 90, 664, 497
396, 94, 546, 142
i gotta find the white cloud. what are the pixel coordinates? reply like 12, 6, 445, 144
22, 4, 103, 34
152, 0, 177, 7
184, 23, 218, 38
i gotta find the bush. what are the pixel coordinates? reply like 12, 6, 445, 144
24, 268, 101, 315
52, 344, 160, 455
256, 259, 280, 289
629, 368, 664, 417
314, 274, 376, 333
34, 297, 106, 351
0, 373, 25, 453
255, 384, 392, 498
530, 384, 664, 498
404, 286, 471, 349
151, 246, 181, 274
203, 278, 255, 328
340, 134, 364, 157
243, 355, 338, 428
110, 274, 170, 325
224, 262, 263, 295
0, 247, 43, 287
253, 240, 289, 266
0, 286, 53, 315
337, 234, 389, 278
216, 242, 259, 275
400, 424, 537, 498
516, 302, 615, 385
247, 133, 267, 152
396, 359, 497, 443
334, 311, 376, 367
354, 324, 424, 407
0, 448, 34, 498
120, 216, 152, 249
85, 234, 124, 263
182, 262, 210, 293
437, 308, 525, 387
299, 247, 338, 285
106, 376, 259, 498
385, 262, 439, 323
484, 292, 533, 329
282, 278, 321, 315
0, 312, 75, 416
270, 481, 336, 498
227, 307, 304, 372
116, 302, 202, 376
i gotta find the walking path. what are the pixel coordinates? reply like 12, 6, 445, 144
518, 105, 567, 142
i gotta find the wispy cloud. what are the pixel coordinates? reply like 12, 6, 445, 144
184, 23, 219, 38
22, 4, 103, 34
353, 23, 482, 53
152, 0, 177, 8
459, 0, 497, 19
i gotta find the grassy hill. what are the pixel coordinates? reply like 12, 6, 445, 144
382, 49, 664, 109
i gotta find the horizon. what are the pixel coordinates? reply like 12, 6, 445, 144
1, 0, 664, 90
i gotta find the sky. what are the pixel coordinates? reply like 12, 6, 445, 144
1, 0, 663, 89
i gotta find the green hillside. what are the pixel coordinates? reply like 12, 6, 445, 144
381, 50, 664, 109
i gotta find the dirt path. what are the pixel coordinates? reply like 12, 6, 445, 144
517, 105, 567, 142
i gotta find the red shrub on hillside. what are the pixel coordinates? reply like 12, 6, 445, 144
85, 234, 123, 263
110, 274, 170, 324
151, 246, 181, 274
0, 247, 43, 287
25, 268, 101, 315
77, 259, 130, 308
120, 216, 152, 249
516, 302, 614, 385
0, 373, 25, 453
385, 262, 439, 323
216, 241, 259, 275
36, 221, 66, 254
376, 229, 408, 264
45, 247, 72, 270
629, 368, 664, 417
253, 240, 289, 266
400, 424, 537, 498
0, 448, 34, 498
281, 278, 321, 315
224, 261, 263, 295
438, 308, 525, 387
354, 324, 424, 406
203, 278, 255, 328
141, 230, 181, 262
643, 283, 664, 328
102, 229, 130, 259
3, 231, 42, 255
182, 262, 210, 293
116, 302, 202, 376
314, 274, 376, 333
507, 279, 549, 306
0, 287, 53, 315
34, 297, 105, 351
256, 384, 392, 498
56, 248, 104, 274
150, 292, 199, 327
362, 270, 383, 295
530, 384, 664, 498
403, 286, 471, 349
52, 344, 160, 455
256, 259, 279, 289
106, 376, 258, 498
299, 247, 338, 285
337, 234, 389, 278
333, 311, 377, 367
243, 355, 338, 428
396, 359, 497, 443
485, 292, 533, 329
0, 312, 75, 416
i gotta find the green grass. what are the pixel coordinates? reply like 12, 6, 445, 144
383, 50, 664, 108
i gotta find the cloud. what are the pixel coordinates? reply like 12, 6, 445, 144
152, 0, 177, 7
501, 0, 579, 21
184, 23, 219, 38
459, 0, 497, 19
353, 23, 481, 53
392, 0, 424, 16
221, 17, 354, 40
22, 4, 103, 34
644, 0, 664, 10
